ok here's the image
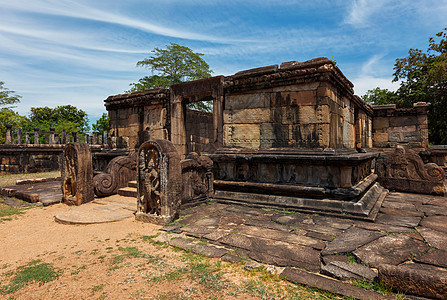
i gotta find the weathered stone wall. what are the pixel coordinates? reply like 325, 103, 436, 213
106, 88, 169, 150
372, 102, 429, 149
185, 109, 214, 154
223, 58, 373, 150
0, 145, 63, 174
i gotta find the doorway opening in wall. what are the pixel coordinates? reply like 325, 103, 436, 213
185, 99, 215, 155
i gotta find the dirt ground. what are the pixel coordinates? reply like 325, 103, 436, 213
0, 203, 337, 300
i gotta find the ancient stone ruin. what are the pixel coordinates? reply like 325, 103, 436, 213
61, 142, 94, 205
135, 140, 181, 225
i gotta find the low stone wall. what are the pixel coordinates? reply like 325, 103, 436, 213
0, 144, 64, 174
372, 102, 429, 149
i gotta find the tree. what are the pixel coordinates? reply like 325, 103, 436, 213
26, 105, 90, 134
0, 108, 28, 143
128, 43, 213, 112
362, 87, 399, 106
92, 113, 110, 133
0, 81, 21, 107
363, 28, 447, 144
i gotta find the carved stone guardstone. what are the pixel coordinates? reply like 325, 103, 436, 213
376, 146, 446, 195
135, 140, 181, 225
62, 142, 94, 205
93, 151, 137, 197
181, 152, 214, 206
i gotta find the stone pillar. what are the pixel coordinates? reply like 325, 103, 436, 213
34, 128, 39, 145
61, 129, 67, 144
72, 132, 78, 143
136, 139, 181, 225
98, 134, 103, 145
212, 77, 224, 149
5, 124, 13, 144
103, 131, 108, 145
85, 134, 90, 144
92, 132, 97, 145
62, 142, 94, 205
17, 127, 23, 145
49, 127, 55, 145
25, 133, 30, 145
55, 133, 60, 144
170, 93, 187, 159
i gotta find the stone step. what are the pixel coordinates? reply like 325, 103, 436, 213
128, 180, 137, 188
118, 187, 137, 198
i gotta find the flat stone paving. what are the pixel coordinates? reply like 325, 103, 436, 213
162, 191, 447, 299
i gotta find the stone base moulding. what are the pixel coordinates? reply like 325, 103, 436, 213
209, 148, 386, 221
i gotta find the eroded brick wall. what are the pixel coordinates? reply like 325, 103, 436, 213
372, 102, 429, 149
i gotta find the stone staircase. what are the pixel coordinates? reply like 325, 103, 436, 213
118, 180, 137, 198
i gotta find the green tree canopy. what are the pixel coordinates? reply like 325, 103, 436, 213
26, 105, 90, 134
92, 113, 110, 133
363, 28, 447, 144
128, 43, 213, 112
0, 81, 21, 107
362, 87, 400, 106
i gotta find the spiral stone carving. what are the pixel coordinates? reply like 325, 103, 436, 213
93, 151, 137, 197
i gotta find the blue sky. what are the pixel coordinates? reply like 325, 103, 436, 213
1, 0, 446, 124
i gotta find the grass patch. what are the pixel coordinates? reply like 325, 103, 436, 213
0, 204, 26, 221
109, 247, 142, 268
351, 279, 391, 295
0, 260, 60, 295
0, 170, 61, 187
90, 283, 105, 294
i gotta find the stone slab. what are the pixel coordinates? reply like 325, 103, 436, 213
221, 253, 242, 263
168, 238, 195, 250
379, 207, 424, 218
353, 234, 428, 267
281, 267, 393, 300
419, 215, 447, 233
378, 263, 447, 299
271, 213, 309, 225
244, 219, 293, 232
375, 214, 421, 228
322, 255, 350, 266
192, 244, 228, 258
381, 200, 417, 210
160, 224, 183, 232
312, 215, 353, 230
218, 233, 320, 272
352, 221, 412, 233
321, 261, 377, 282
417, 227, 447, 250
305, 231, 335, 242
425, 197, 447, 207
414, 249, 447, 268
416, 205, 447, 216
54, 196, 135, 225
322, 227, 385, 256
0, 198, 32, 208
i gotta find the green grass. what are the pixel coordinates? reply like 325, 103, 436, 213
351, 279, 391, 295
0, 170, 61, 187
0, 260, 60, 295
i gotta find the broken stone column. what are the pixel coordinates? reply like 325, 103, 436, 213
25, 133, 30, 145
135, 139, 181, 225
34, 128, 39, 145
61, 142, 94, 205
72, 132, 78, 142
17, 127, 22, 145
103, 131, 108, 145
49, 128, 55, 144
5, 124, 13, 144
92, 132, 97, 145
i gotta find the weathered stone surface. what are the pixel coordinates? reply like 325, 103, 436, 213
234, 225, 325, 249
312, 216, 353, 230
322, 227, 385, 256
244, 219, 293, 232
221, 253, 242, 263
271, 213, 309, 225
62, 142, 94, 206
202, 230, 229, 242
160, 224, 183, 232
381, 200, 416, 210
417, 204, 447, 216
192, 244, 227, 258
379, 207, 424, 217
375, 213, 421, 228
420, 215, 447, 233
417, 227, 447, 249
168, 238, 195, 250
375, 147, 446, 196
136, 140, 181, 226
425, 197, 447, 207
218, 233, 320, 272
14, 191, 39, 203
305, 231, 335, 242
244, 261, 263, 270
353, 234, 428, 267
378, 263, 447, 299
414, 249, 447, 268
282, 267, 392, 300
322, 254, 350, 265
321, 261, 377, 282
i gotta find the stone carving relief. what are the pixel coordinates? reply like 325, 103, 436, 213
181, 152, 213, 206
135, 140, 181, 225
62, 142, 94, 205
93, 151, 137, 197
376, 146, 446, 195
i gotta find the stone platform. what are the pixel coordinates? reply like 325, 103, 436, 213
158, 190, 447, 299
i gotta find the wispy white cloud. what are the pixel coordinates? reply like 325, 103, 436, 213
343, 0, 387, 28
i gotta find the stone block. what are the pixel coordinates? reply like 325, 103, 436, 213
321, 261, 377, 281
389, 116, 418, 127
270, 107, 299, 124
224, 124, 260, 148
387, 125, 416, 133
298, 106, 318, 124
272, 82, 319, 92
316, 86, 335, 99
291, 124, 318, 147
316, 105, 330, 123
226, 93, 270, 110
373, 117, 389, 130
388, 132, 403, 142
260, 123, 289, 148
224, 108, 271, 124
